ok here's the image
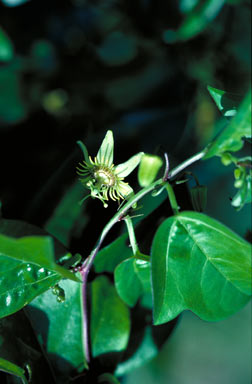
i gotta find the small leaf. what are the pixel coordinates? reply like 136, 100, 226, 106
204, 90, 251, 159
97, 130, 114, 166
115, 258, 151, 307
207, 86, 242, 117
0, 357, 28, 384
151, 211, 252, 325
25, 276, 87, 380
91, 276, 130, 357
115, 152, 144, 177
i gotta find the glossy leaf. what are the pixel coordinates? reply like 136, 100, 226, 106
0, 358, 28, 384
91, 276, 130, 357
0, 233, 80, 283
0, 254, 60, 319
114, 258, 151, 307
25, 276, 87, 381
204, 90, 251, 159
151, 211, 252, 325
207, 86, 242, 117
0, 27, 13, 62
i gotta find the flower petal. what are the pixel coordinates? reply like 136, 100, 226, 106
115, 152, 144, 177
77, 140, 91, 164
97, 130, 114, 166
118, 181, 134, 197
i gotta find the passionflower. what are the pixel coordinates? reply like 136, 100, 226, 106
76, 130, 144, 207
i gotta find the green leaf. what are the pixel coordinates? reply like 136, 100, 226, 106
114, 258, 151, 307
0, 233, 80, 283
0, 253, 60, 319
97, 130, 114, 166
94, 233, 132, 273
0, 27, 13, 62
151, 211, 252, 325
91, 276, 130, 357
207, 86, 242, 117
25, 276, 87, 381
204, 90, 251, 159
0, 358, 28, 384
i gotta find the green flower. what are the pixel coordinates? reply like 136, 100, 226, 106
76, 131, 144, 208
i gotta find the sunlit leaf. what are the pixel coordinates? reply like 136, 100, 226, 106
151, 211, 252, 325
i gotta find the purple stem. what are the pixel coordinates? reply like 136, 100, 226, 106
80, 238, 104, 364
163, 152, 170, 181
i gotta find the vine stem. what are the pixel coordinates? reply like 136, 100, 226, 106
165, 183, 179, 215
124, 216, 139, 255
79, 149, 205, 364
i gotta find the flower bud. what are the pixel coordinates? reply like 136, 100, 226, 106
138, 154, 163, 187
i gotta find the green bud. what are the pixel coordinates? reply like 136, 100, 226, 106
234, 179, 243, 189
138, 154, 163, 187
190, 185, 207, 212
221, 152, 233, 166
234, 168, 242, 180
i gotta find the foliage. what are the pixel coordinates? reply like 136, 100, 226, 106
0, 0, 251, 383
